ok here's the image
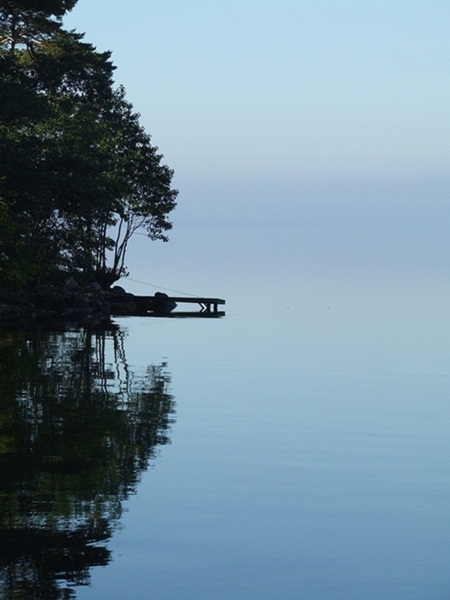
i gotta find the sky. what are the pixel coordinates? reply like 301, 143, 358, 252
64, 1, 450, 292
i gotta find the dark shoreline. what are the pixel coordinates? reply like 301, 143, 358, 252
0, 279, 149, 324
0, 278, 225, 325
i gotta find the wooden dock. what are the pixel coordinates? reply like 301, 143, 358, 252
148, 309, 225, 319
111, 292, 225, 317
168, 297, 225, 314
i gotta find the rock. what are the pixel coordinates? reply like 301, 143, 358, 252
153, 292, 177, 315
110, 286, 128, 296
88, 282, 102, 293
65, 277, 79, 291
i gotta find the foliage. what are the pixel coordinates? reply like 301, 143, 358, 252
0, 0, 177, 288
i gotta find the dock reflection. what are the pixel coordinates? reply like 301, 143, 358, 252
0, 323, 175, 599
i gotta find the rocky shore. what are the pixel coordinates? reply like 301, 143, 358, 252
0, 278, 172, 323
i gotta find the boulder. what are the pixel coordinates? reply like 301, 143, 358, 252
153, 292, 177, 315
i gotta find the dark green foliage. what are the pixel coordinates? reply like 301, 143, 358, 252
0, 0, 177, 289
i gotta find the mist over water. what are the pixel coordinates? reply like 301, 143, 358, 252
87, 171, 450, 597
120, 174, 450, 297
74, 267, 450, 600
3, 176, 450, 598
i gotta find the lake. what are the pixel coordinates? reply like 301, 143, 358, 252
1, 269, 450, 599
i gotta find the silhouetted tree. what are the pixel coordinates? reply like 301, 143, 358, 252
0, 0, 177, 288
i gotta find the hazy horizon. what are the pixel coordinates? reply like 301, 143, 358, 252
64, 1, 450, 294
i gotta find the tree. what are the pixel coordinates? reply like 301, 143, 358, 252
93, 86, 177, 287
0, 0, 177, 288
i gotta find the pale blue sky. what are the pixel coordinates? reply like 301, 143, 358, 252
64, 1, 449, 291
66, 1, 448, 180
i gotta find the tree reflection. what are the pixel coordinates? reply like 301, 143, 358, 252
0, 323, 175, 599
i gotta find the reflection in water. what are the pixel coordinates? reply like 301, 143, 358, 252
0, 323, 175, 599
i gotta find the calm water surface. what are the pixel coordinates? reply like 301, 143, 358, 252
1, 273, 450, 599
